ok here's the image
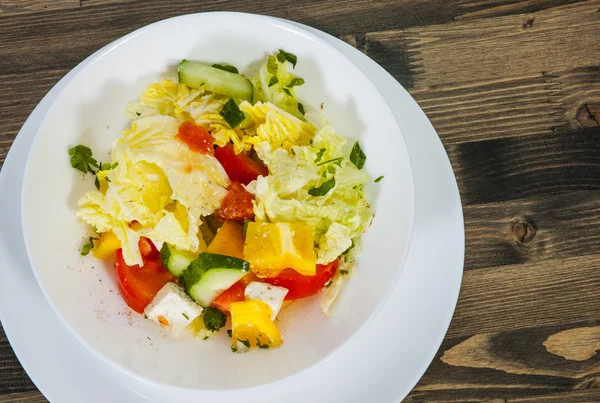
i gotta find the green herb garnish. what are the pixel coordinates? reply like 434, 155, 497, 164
203, 336, 209, 340
227, 329, 232, 338
287, 77, 305, 88
325, 280, 333, 288
308, 177, 335, 196
257, 339, 270, 349
343, 241, 355, 255
316, 157, 343, 166
282, 87, 292, 97
268, 76, 279, 87
182, 312, 190, 320
298, 102, 305, 115
94, 176, 100, 190
374, 175, 384, 183
277, 49, 297, 68
238, 339, 251, 348
220, 98, 245, 128
350, 141, 366, 169
69, 145, 98, 174
315, 148, 326, 163
340, 269, 349, 275
212, 63, 239, 74
267, 55, 278, 75
80, 236, 97, 256
203, 307, 227, 332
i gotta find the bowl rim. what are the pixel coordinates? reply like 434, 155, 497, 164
20, 11, 416, 390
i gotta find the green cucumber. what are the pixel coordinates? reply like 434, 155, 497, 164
178, 60, 253, 102
160, 243, 197, 277
182, 253, 250, 307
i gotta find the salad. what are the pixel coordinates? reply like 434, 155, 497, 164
70, 50, 376, 352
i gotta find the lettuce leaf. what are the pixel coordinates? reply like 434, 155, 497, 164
124, 79, 179, 119
253, 55, 304, 119
246, 124, 373, 265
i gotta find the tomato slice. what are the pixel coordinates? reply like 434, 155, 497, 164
115, 249, 175, 313
211, 273, 259, 313
211, 280, 246, 313
138, 237, 159, 261
216, 181, 255, 221
176, 121, 214, 154
214, 143, 268, 185
263, 260, 338, 300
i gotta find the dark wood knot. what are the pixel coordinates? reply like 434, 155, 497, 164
575, 103, 600, 128
522, 18, 534, 28
512, 220, 536, 244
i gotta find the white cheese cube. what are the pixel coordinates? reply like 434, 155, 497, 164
244, 282, 288, 320
144, 282, 203, 336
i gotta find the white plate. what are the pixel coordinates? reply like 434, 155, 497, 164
20, 12, 415, 389
0, 14, 463, 403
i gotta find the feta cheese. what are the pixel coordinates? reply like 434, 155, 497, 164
144, 282, 203, 335
244, 282, 288, 320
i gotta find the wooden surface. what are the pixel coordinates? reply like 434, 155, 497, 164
1, 0, 600, 401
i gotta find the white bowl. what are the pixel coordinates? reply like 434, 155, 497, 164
21, 12, 414, 390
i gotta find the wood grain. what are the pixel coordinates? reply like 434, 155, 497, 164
2, 0, 600, 402
405, 1, 600, 89
463, 189, 600, 270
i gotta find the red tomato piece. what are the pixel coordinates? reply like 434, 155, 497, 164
138, 237, 159, 261
216, 181, 255, 221
176, 121, 214, 154
115, 249, 175, 313
211, 280, 246, 314
263, 260, 338, 300
214, 143, 268, 185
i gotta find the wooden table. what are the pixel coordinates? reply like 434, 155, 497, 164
1, 1, 599, 401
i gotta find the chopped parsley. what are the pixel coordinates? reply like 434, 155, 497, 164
68, 145, 98, 175
287, 77, 305, 88
267, 55, 278, 75
257, 339, 270, 349
340, 269, 349, 275
212, 63, 239, 74
277, 49, 298, 68
315, 148, 326, 163
297, 102, 305, 115
343, 241, 355, 255
268, 76, 279, 87
316, 157, 343, 167
350, 141, 366, 169
203, 336, 209, 341
182, 312, 190, 320
308, 177, 335, 196
203, 307, 227, 332
374, 175, 384, 183
282, 87, 292, 97
325, 280, 333, 288
220, 98, 245, 128
238, 339, 251, 348
80, 236, 97, 256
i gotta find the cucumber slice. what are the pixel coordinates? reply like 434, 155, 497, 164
178, 60, 253, 102
182, 253, 250, 307
160, 243, 196, 277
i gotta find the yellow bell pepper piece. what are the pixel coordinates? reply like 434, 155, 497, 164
206, 220, 245, 259
230, 300, 283, 350
92, 231, 121, 260
243, 222, 316, 277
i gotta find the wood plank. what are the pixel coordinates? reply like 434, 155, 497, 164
450, 127, 600, 205
0, 392, 47, 403
0, 68, 69, 168
0, 0, 78, 17
407, 321, 600, 402
455, 0, 587, 21
448, 254, 600, 338
463, 190, 600, 271
405, 1, 600, 89
509, 389, 600, 402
